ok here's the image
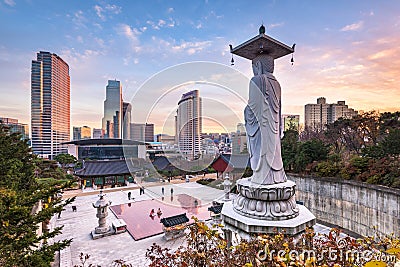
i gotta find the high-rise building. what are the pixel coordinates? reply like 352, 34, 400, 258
304, 97, 328, 131
305, 97, 358, 131
282, 114, 300, 131
144, 123, 154, 142
174, 115, 178, 144
72, 126, 91, 140
31, 51, 70, 158
231, 123, 247, 154
122, 102, 132, 140
329, 101, 357, 123
102, 80, 122, 138
176, 90, 202, 160
156, 134, 175, 144
73, 127, 81, 141
0, 117, 29, 140
92, 128, 103, 139
130, 123, 154, 142
130, 123, 144, 141
81, 126, 91, 139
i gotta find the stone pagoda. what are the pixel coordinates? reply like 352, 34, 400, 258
221, 25, 315, 236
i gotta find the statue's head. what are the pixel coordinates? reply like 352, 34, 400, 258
252, 54, 274, 75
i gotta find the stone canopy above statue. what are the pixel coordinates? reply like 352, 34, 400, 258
230, 25, 294, 60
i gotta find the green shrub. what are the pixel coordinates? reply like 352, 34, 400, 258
196, 178, 216, 185
315, 161, 340, 177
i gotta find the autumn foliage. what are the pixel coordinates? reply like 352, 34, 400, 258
146, 218, 400, 267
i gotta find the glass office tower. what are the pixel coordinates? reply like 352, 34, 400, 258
31, 51, 70, 158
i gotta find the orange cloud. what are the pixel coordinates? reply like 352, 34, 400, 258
277, 31, 400, 123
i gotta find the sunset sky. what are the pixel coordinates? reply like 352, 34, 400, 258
0, 1, 399, 135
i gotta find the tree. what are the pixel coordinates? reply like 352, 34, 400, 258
34, 157, 67, 180
380, 129, 400, 157
362, 129, 400, 159
0, 125, 74, 266
281, 129, 299, 171
54, 153, 77, 169
379, 111, 400, 136
294, 139, 329, 172
324, 111, 381, 157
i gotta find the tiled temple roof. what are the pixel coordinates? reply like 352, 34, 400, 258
160, 213, 189, 227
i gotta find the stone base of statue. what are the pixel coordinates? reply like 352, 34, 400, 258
233, 179, 299, 220
222, 201, 315, 236
222, 178, 315, 236
91, 226, 114, 240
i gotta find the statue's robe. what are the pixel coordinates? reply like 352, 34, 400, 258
244, 72, 287, 185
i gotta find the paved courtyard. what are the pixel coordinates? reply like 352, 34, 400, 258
109, 193, 211, 240
54, 180, 227, 266
53, 180, 333, 267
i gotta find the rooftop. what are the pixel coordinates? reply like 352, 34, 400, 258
160, 213, 189, 228
75, 159, 140, 177
64, 138, 145, 146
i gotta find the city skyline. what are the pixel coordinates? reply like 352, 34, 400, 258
1, 1, 400, 133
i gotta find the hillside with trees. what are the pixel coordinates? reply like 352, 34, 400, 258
282, 111, 400, 188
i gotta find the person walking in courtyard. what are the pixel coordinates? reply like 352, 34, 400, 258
161, 187, 164, 195
170, 187, 174, 196
139, 186, 145, 195
128, 191, 131, 200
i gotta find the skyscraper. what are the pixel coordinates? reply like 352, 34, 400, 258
122, 102, 132, 140
130, 123, 154, 142
144, 123, 154, 142
31, 51, 70, 158
92, 128, 103, 139
102, 80, 122, 138
176, 90, 202, 160
0, 117, 29, 140
73, 127, 81, 141
72, 126, 91, 140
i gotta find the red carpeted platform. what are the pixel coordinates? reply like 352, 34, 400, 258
109, 194, 211, 240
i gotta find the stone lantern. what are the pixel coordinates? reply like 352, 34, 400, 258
223, 173, 232, 201
91, 190, 113, 239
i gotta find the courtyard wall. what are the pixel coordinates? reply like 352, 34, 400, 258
289, 174, 400, 236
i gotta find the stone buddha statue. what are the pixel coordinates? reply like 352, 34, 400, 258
222, 25, 315, 234
244, 54, 287, 185
228, 25, 299, 220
